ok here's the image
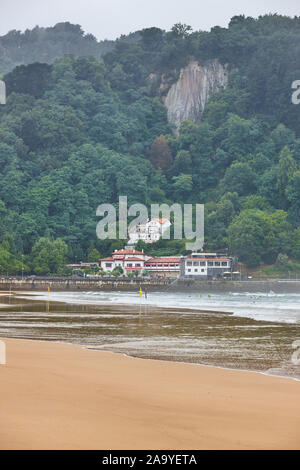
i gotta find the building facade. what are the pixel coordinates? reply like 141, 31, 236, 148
128, 218, 171, 245
70, 250, 233, 280
99, 249, 180, 278
180, 252, 233, 279
144, 257, 180, 278
99, 249, 150, 275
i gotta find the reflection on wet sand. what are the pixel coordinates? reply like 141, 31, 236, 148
0, 293, 299, 379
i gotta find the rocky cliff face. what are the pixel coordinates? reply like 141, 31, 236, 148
162, 59, 228, 132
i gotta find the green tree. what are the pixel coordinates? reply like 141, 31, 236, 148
227, 209, 291, 266
111, 266, 123, 277
141, 27, 164, 50
242, 195, 271, 211
171, 23, 193, 38
0, 240, 26, 275
275, 253, 289, 268
5, 63, 52, 98
286, 171, 300, 225
220, 162, 257, 196
171, 150, 192, 175
291, 228, 300, 260
172, 174, 193, 200
277, 146, 297, 208
87, 248, 101, 262
30, 237, 68, 275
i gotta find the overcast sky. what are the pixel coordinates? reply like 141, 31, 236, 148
0, 0, 299, 40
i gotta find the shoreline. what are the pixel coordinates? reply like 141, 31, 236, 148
2, 333, 300, 384
0, 336, 299, 449
0, 291, 299, 382
2, 331, 300, 384
10, 290, 235, 315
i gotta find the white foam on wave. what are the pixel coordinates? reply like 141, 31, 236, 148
15, 289, 300, 324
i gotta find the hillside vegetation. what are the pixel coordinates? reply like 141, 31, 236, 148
1, 15, 300, 274
0, 22, 142, 75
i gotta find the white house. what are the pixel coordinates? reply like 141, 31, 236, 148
99, 249, 181, 277
99, 248, 151, 275
128, 218, 171, 245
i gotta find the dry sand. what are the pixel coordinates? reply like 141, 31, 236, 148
0, 337, 299, 450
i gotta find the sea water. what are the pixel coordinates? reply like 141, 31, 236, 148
0, 290, 299, 379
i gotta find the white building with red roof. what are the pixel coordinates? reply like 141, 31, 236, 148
99, 248, 151, 275
99, 249, 234, 279
99, 248, 180, 277
128, 218, 171, 245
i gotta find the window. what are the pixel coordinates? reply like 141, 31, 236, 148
193, 261, 199, 266
200, 261, 206, 266
135, 263, 140, 267
221, 262, 228, 266
201, 269, 205, 272
127, 263, 132, 267
194, 269, 198, 272
187, 261, 192, 266
164, 264, 168, 267
187, 269, 191, 272
215, 261, 220, 266
105, 263, 112, 267
208, 261, 213, 266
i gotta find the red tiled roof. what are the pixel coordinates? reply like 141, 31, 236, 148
185, 258, 230, 261
99, 257, 114, 261
152, 218, 170, 224
146, 257, 180, 264
113, 249, 144, 255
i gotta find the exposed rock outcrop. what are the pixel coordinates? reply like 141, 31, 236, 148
162, 59, 228, 132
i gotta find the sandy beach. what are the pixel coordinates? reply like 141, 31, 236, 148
0, 337, 299, 450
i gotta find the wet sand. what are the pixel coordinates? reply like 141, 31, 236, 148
0, 337, 299, 450
0, 292, 299, 378
0, 291, 13, 308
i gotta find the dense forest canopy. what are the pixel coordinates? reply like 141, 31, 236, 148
0, 22, 141, 75
1, 14, 300, 274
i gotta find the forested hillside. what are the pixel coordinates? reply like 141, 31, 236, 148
0, 22, 139, 75
1, 14, 300, 274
